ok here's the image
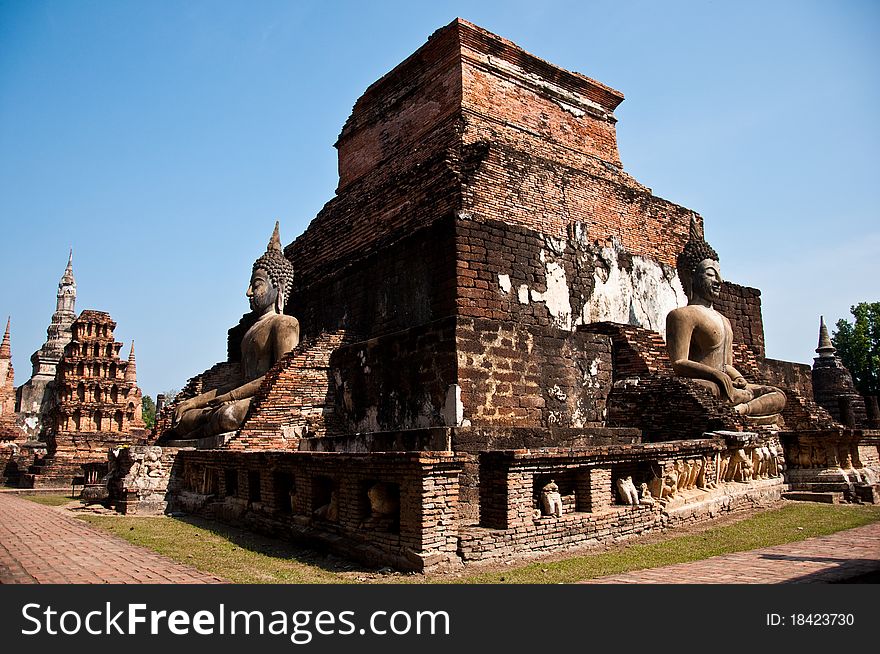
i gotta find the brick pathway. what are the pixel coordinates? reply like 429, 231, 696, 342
0, 493, 224, 584
2, 492, 877, 584
582, 522, 880, 584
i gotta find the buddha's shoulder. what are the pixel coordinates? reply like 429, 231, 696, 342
267, 314, 300, 330
666, 304, 718, 325
667, 305, 697, 319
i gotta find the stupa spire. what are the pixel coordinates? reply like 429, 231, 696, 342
125, 341, 137, 383
56, 249, 77, 316
816, 316, 836, 358
125, 341, 137, 384
61, 249, 75, 285
0, 317, 10, 359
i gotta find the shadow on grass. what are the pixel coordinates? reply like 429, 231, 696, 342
169, 513, 377, 576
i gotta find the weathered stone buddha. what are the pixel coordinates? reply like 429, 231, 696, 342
665, 219, 785, 422
165, 222, 300, 441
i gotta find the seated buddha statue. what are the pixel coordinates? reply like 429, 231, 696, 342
665, 219, 785, 421
163, 222, 300, 441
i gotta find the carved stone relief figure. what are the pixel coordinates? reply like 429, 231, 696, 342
767, 444, 781, 477
363, 482, 400, 531
797, 444, 812, 469
638, 482, 655, 505
717, 451, 731, 482
541, 479, 563, 517
726, 449, 751, 482
693, 457, 709, 490
813, 444, 829, 468
673, 461, 686, 492
314, 490, 339, 522
685, 459, 699, 490
616, 476, 639, 505
648, 467, 677, 505
751, 446, 766, 479
740, 457, 753, 482
666, 466, 679, 495
838, 446, 853, 470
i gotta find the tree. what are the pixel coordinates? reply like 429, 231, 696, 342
832, 302, 880, 396
142, 395, 156, 429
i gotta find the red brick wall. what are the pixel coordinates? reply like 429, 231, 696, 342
715, 282, 765, 357
457, 318, 612, 428
459, 27, 622, 167
280, 16, 700, 353
336, 23, 463, 191
173, 449, 465, 571
292, 216, 457, 340
328, 318, 457, 434
460, 140, 696, 266
230, 332, 350, 449
607, 376, 748, 441
581, 322, 671, 381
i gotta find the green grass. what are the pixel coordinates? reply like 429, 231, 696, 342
78, 514, 349, 584
77, 502, 880, 584
17, 493, 75, 506
456, 503, 880, 584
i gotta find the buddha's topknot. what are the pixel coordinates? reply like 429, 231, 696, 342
676, 217, 719, 297
253, 221, 294, 307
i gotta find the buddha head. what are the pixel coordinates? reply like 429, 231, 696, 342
248, 221, 294, 316
676, 217, 721, 302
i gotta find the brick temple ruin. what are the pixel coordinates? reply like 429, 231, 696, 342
1, 254, 148, 488
17, 19, 880, 571
20, 310, 146, 487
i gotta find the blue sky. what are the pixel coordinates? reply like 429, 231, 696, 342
1, 0, 877, 398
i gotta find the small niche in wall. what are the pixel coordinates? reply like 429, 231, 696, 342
248, 470, 262, 503
534, 472, 576, 517
206, 469, 220, 496
274, 472, 296, 513
360, 480, 400, 534
312, 476, 338, 522
224, 469, 239, 497
611, 462, 640, 505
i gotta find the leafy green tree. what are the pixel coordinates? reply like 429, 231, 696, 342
833, 302, 880, 396
142, 395, 156, 429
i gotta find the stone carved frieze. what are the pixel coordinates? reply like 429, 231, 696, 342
783, 432, 863, 471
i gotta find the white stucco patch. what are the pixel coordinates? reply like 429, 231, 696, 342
549, 385, 567, 401
442, 384, 465, 427
579, 239, 686, 338
557, 101, 585, 118
530, 254, 572, 330
498, 274, 512, 294
544, 236, 567, 256
517, 285, 530, 304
